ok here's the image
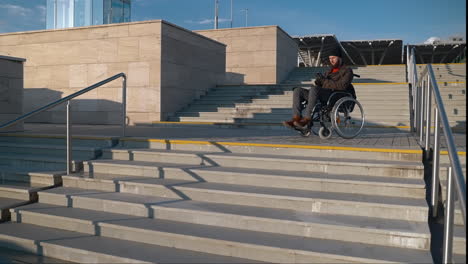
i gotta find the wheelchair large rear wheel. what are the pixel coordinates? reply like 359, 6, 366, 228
331, 97, 364, 139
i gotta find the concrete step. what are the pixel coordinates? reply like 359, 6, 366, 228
0, 142, 101, 160
181, 101, 409, 109
177, 108, 411, 116
434, 78, 467, 83
200, 90, 421, 99
0, 247, 70, 264
285, 77, 407, 82
288, 70, 406, 74
12, 201, 432, 250
174, 111, 410, 119
167, 117, 412, 127
10, 203, 433, 262
196, 93, 413, 101
99, 149, 425, 178
359, 89, 465, 96
38, 184, 429, 223
171, 116, 410, 124
285, 78, 407, 83
0, 167, 62, 185
118, 137, 423, 162
0, 181, 50, 201
170, 116, 410, 126
184, 105, 410, 114
65, 166, 426, 198
284, 80, 408, 85
0, 198, 30, 222
0, 222, 253, 263
290, 69, 406, 74
210, 87, 289, 92
0, 153, 82, 172
205, 90, 288, 96
0, 133, 118, 148
0, 181, 52, 221
454, 225, 466, 256
190, 98, 409, 106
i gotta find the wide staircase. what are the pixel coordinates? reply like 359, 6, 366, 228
0, 134, 113, 223
167, 65, 412, 127
0, 64, 465, 263
416, 63, 466, 131
4, 132, 466, 263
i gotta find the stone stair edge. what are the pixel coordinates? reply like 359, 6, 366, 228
12, 201, 431, 241
10, 202, 435, 258
0, 142, 101, 151
0, 222, 253, 264
65, 168, 426, 189
99, 148, 425, 167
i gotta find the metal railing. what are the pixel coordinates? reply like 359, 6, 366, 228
408, 48, 466, 263
0, 73, 127, 175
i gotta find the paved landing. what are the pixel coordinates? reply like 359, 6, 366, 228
4, 123, 464, 151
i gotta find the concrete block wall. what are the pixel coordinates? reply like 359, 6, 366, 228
276, 27, 298, 83
0, 55, 25, 131
196, 26, 298, 85
160, 22, 226, 120
0, 20, 225, 124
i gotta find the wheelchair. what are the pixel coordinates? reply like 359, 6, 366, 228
296, 90, 365, 139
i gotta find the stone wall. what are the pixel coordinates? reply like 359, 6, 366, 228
160, 22, 225, 120
0, 55, 25, 131
276, 27, 299, 84
0, 20, 225, 124
196, 26, 298, 85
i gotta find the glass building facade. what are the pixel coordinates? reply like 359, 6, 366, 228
46, 0, 131, 29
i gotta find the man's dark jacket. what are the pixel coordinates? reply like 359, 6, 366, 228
321, 64, 356, 98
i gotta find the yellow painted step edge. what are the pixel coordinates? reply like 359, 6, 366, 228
122, 137, 467, 155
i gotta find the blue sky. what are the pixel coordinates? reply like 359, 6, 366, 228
0, 0, 465, 44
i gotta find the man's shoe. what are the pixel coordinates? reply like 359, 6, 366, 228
294, 117, 311, 129
282, 115, 301, 129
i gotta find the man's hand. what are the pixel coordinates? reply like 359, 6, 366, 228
315, 73, 325, 86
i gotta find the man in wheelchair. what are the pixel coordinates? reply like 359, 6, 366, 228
283, 47, 356, 130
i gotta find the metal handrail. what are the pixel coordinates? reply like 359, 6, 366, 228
0, 72, 127, 175
408, 48, 466, 263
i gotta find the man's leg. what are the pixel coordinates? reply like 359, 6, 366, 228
283, 87, 306, 128
295, 87, 335, 128
294, 86, 319, 128
292, 87, 308, 116
304, 86, 320, 117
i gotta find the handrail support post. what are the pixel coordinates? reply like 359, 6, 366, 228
66, 100, 72, 175
431, 107, 441, 218
122, 75, 127, 137
419, 79, 425, 145
425, 74, 432, 158
443, 167, 455, 264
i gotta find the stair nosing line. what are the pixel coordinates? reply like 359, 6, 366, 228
64, 172, 424, 189
98, 152, 426, 169
39, 241, 152, 264
15, 203, 431, 239
119, 138, 439, 155
149, 205, 430, 238
95, 221, 396, 264
173, 186, 427, 210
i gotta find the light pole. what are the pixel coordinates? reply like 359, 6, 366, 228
241, 8, 248, 27
214, 0, 219, 29
230, 0, 233, 28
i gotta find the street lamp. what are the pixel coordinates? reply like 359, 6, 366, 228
214, 0, 219, 29
230, 0, 233, 28
240, 8, 248, 27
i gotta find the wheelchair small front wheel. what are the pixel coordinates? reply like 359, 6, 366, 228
318, 126, 332, 139
331, 97, 365, 139
300, 129, 311, 137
